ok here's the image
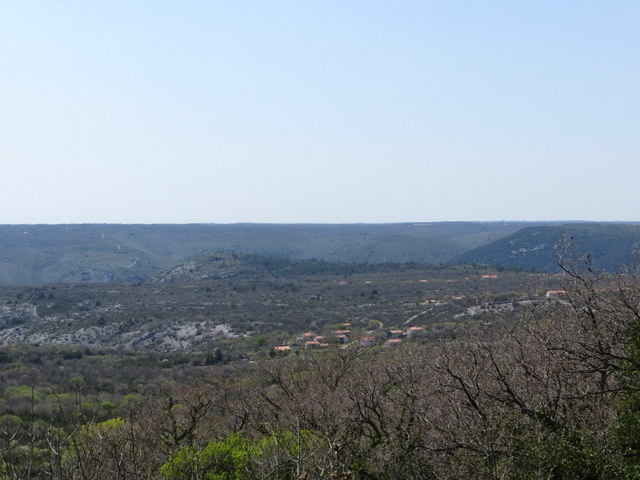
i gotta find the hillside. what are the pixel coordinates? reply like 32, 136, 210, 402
0, 222, 540, 285
0, 253, 636, 480
454, 223, 640, 271
150, 252, 440, 283
2, 222, 638, 284
0, 256, 554, 353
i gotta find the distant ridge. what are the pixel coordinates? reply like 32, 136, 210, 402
453, 223, 640, 272
1, 222, 637, 284
0, 222, 540, 285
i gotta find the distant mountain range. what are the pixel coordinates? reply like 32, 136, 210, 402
0, 222, 637, 285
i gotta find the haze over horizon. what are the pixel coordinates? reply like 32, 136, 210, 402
1, 220, 638, 227
2, 2, 638, 225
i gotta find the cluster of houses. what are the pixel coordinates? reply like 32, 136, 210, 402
272, 324, 427, 356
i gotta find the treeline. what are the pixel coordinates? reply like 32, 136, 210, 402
1, 260, 640, 478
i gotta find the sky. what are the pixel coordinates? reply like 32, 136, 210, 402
1, 1, 638, 224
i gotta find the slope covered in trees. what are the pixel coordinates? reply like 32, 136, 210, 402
454, 223, 640, 271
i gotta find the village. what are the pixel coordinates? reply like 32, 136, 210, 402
271, 287, 568, 356
272, 323, 430, 356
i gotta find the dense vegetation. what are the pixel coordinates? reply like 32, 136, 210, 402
0, 246, 639, 478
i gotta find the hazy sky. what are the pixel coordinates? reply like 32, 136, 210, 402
1, 1, 638, 224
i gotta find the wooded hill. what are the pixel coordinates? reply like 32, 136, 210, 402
455, 222, 640, 271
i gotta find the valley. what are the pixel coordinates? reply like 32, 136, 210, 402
0, 224, 638, 479
0, 255, 554, 357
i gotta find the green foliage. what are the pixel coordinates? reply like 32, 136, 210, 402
67, 417, 127, 452
254, 336, 268, 349
366, 319, 383, 330
62, 417, 138, 478
509, 428, 618, 480
611, 319, 640, 477
0, 413, 23, 430
160, 430, 318, 480
160, 432, 256, 480
3, 385, 39, 401
100, 400, 117, 412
